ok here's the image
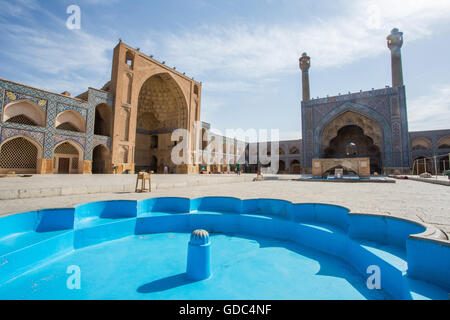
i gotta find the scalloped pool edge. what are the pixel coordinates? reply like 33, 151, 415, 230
0, 196, 449, 300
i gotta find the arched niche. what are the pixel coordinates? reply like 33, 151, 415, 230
0, 135, 43, 174
412, 137, 432, 150
53, 140, 84, 174
3, 100, 45, 127
94, 104, 112, 137
437, 136, 450, 149
291, 159, 301, 174
321, 111, 383, 154
314, 103, 391, 166
323, 125, 382, 173
92, 144, 110, 174
55, 110, 86, 133
134, 73, 188, 172
279, 160, 286, 173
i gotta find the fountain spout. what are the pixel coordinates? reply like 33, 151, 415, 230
186, 229, 211, 281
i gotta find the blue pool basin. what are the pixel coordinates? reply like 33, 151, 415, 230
0, 197, 448, 300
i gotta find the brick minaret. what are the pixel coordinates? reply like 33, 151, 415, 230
387, 28, 404, 87
299, 52, 311, 101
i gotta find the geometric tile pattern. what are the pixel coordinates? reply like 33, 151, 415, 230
3, 89, 48, 115
86, 88, 114, 161
56, 103, 87, 119
93, 135, 112, 150
0, 79, 114, 162
1, 126, 45, 145
302, 86, 410, 169
54, 134, 85, 148
410, 129, 450, 163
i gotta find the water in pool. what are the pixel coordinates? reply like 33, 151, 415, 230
0, 197, 448, 300
0, 232, 389, 300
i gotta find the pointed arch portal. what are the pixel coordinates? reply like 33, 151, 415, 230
320, 111, 384, 173
134, 73, 188, 173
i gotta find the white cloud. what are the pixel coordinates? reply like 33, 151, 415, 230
408, 85, 450, 131
1, 0, 449, 131
2, 24, 113, 73
149, 0, 450, 132
0, 0, 114, 94
154, 0, 450, 81
1, 25, 113, 93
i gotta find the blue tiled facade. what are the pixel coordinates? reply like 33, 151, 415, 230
300, 86, 450, 174
298, 28, 450, 175
410, 129, 450, 162
0, 78, 112, 164
301, 86, 411, 173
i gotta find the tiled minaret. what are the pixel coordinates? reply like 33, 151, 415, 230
299, 52, 311, 101
387, 28, 404, 87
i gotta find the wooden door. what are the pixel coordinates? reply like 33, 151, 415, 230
58, 158, 70, 174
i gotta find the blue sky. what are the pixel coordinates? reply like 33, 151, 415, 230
0, 0, 449, 140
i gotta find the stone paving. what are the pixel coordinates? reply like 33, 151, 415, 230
0, 174, 256, 200
403, 175, 450, 186
0, 175, 448, 237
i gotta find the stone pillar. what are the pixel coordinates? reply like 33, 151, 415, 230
82, 160, 92, 174
37, 158, 54, 174
387, 28, 404, 87
299, 52, 311, 101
